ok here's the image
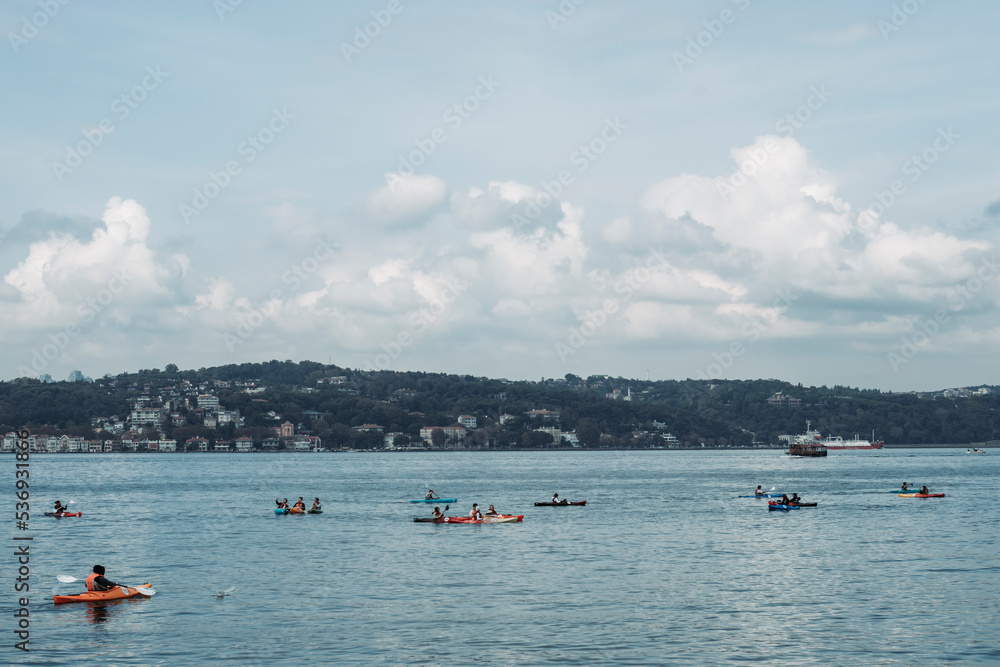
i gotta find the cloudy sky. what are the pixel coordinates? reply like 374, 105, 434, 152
2, 1, 999, 391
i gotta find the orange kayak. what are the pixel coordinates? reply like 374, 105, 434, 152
289, 507, 305, 514
53, 584, 153, 605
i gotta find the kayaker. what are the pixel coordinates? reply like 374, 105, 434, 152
901, 483, 910, 491
780, 494, 790, 505
920, 485, 929, 494
754, 485, 764, 496
425, 490, 439, 500
552, 493, 568, 505
789, 493, 800, 506
293, 497, 305, 511
86, 565, 119, 592
431, 506, 444, 520
469, 503, 482, 519
311, 498, 322, 511
485, 504, 498, 516
282, 498, 290, 509
53, 500, 67, 516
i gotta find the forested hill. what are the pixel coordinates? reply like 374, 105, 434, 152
1, 361, 998, 446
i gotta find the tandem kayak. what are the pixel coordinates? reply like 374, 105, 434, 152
274, 508, 289, 514
307, 509, 323, 514
444, 515, 524, 524
53, 584, 154, 605
768, 503, 802, 511
409, 498, 457, 503
44, 512, 82, 517
738, 494, 784, 499
414, 515, 523, 523
898, 493, 945, 498
533, 501, 587, 506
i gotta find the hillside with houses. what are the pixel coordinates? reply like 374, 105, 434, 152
2, 361, 1000, 452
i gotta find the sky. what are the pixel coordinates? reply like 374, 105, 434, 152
1, 0, 999, 392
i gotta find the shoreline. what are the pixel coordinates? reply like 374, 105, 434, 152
6, 443, 996, 455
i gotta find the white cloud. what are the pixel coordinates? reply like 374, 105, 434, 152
3, 197, 184, 327
367, 172, 447, 225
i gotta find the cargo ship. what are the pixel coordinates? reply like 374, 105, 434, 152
788, 421, 884, 450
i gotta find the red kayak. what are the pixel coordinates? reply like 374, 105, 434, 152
898, 493, 945, 498
534, 501, 586, 506
44, 512, 82, 517
440, 514, 523, 524
53, 584, 154, 605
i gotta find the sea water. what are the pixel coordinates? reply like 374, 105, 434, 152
9, 449, 999, 665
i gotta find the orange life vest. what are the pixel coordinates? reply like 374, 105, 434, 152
86, 573, 100, 591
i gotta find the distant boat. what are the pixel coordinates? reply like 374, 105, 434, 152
786, 423, 828, 456
967, 448, 987, 454
786, 442, 827, 457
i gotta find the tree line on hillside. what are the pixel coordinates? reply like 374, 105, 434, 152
2, 361, 998, 445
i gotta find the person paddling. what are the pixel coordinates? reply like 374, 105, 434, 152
754, 485, 764, 496
780, 494, 790, 505
920, 485, 929, 494
87, 565, 118, 592
901, 482, 910, 491
789, 493, 800, 506
311, 498, 322, 511
431, 506, 444, 521
485, 504, 499, 516
469, 503, 482, 519
293, 497, 305, 511
425, 489, 439, 500
552, 493, 568, 505
53, 500, 67, 516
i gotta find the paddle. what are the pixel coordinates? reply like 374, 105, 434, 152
57, 575, 155, 595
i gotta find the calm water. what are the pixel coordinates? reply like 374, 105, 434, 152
8, 449, 999, 665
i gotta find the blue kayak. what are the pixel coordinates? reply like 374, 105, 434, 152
409, 498, 457, 503
738, 494, 784, 498
768, 504, 802, 511
274, 508, 289, 514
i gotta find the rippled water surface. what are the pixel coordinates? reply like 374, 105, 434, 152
10, 449, 1000, 665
